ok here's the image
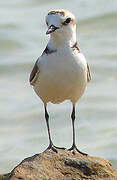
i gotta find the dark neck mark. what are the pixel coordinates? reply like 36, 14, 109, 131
42, 46, 57, 55
72, 42, 80, 53
43, 42, 80, 55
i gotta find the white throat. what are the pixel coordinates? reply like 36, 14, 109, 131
48, 25, 77, 50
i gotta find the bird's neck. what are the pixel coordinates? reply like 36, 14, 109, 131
48, 28, 77, 50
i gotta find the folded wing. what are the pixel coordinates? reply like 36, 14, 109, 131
87, 63, 91, 82
29, 59, 40, 86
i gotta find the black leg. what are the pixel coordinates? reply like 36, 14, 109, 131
44, 104, 58, 153
68, 104, 87, 155
44, 104, 66, 152
45, 105, 52, 146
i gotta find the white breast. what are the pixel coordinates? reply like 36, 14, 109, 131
34, 47, 87, 104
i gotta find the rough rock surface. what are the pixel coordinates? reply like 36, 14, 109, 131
0, 149, 117, 180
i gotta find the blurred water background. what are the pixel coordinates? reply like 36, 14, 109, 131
0, 0, 117, 173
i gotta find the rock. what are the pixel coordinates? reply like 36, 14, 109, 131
0, 149, 117, 180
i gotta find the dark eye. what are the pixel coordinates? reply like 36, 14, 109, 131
63, 18, 71, 25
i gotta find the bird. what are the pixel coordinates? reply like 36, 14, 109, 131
29, 9, 91, 155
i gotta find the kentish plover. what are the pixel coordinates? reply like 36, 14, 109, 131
30, 9, 91, 155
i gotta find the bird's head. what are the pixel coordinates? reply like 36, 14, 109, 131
45, 9, 76, 46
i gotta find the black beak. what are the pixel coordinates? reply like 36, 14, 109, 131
46, 25, 59, 35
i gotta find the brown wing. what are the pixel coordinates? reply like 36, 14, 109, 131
87, 63, 91, 82
29, 59, 39, 86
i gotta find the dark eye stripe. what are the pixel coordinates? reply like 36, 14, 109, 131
63, 18, 71, 25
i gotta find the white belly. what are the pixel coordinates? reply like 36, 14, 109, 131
34, 52, 87, 104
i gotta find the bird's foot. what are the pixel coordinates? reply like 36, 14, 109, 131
54, 145, 66, 150
68, 144, 87, 156
46, 143, 58, 153
46, 143, 66, 153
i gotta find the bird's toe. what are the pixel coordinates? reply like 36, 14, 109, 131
68, 145, 87, 156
